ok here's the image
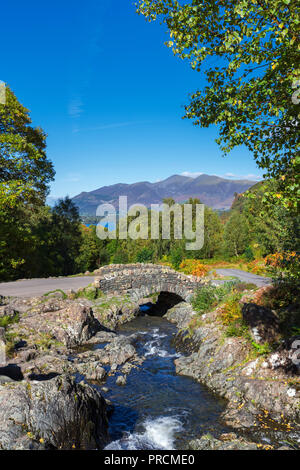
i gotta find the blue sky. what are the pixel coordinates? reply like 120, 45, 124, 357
2, 0, 263, 198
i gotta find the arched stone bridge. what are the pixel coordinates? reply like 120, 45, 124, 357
93, 263, 203, 302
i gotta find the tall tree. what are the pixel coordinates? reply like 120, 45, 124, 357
223, 211, 250, 257
137, 0, 300, 209
49, 197, 82, 276
0, 85, 55, 206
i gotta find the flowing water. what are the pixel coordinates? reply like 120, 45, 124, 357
99, 315, 231, 450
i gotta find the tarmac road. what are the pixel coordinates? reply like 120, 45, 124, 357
0, 276, 95, 298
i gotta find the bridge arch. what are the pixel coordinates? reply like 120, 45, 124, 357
93, 263, 203, 303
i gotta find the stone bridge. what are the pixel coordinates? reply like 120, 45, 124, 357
93, 264, 203, 302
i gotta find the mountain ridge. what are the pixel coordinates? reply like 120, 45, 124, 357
72, 174, 258, 214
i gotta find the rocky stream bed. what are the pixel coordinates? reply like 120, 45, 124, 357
0, 284, 299, 450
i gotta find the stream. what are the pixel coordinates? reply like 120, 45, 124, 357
97, 315, 231, 450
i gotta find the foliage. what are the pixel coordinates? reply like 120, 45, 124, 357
112, 250, 129, 264
47, 197, 82, 276
220, 292, 243, 325
170, 246, 184, 269
223, 211, 250, 257
253, 282, 299, 310
0, 86, 55, 206
265, 251, 300, 280
76, 225, 109, 273
137, 0, 300, 209
179, 259, 209, 277
75, 285, 102, 301
251, 341, 272, 356
0, 313, 19, 329
225, 320, 250, 338
135, 247, 154, 263
191, 281, 237, 314
244, 246, 255, 262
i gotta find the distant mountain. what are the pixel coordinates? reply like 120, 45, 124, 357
72, 174, 257, 214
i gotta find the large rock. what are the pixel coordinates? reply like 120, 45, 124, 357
173, 306, 300, 433
189, 433, 258, 450
242, 302, 280, 344
165, 301, 195, 329
0, 375, 109, 450
10, 301, 100, 349
94, 335, 137, 366
0, 305, 18, 319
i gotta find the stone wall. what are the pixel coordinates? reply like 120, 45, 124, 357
93, 263, 203, 302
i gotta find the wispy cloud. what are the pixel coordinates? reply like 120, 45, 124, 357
181, 171, 262, 181
68, 98, 83, 118
181, 171, 203, 178
223, 172, 262, 181
72, 120, 150, 134
62, 173, 81, 183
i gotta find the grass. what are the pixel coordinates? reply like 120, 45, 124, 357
225, 320, 251, 339
251, 340, 272, 356
191, 281, 238, 314
0, 312, 20, 329
43, 289, 67, 300
0, 313, 20, 357
190, 281, 277, 359
74, 285, 104, 301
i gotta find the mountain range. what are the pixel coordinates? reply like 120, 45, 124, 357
71, 174, 257, 215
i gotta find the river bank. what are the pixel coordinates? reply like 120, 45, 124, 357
0, 283, 299, 450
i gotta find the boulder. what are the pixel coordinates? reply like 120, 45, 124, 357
0, 375, 109, 450
10, 301, 100, 349
116, 375, 127, 386
0, 305, 18, 319
242, 302, 280, 344
189, 433, 258, 450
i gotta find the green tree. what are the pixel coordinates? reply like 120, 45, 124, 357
0, 86, 55, 280
135, 246, 154, 263
0, 85, 55, 206
137, 0, 300, 209
170, 245, 184, 269
48, 197, 82, 275
223, 211, 250, 257
76, 225, 110, 272
241, 180, 300, 255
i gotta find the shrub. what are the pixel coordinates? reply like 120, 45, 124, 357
170, 248, 183, 270
75, 285, 103, 301
225, 321, 250, 338
251, 341, 272, 356
0, 313, 19, 329
191, 282, 236, 314
112, 251, 129, 264
244, 246, 255, 262
136, 247, 154, 263
220, 292, 243, 325
265, 251, 300, 280
179, 259, 209, 277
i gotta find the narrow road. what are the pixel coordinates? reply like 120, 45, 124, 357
0, 276, 95, 298
214, 268, 272, 287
